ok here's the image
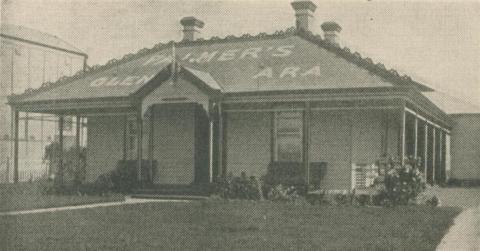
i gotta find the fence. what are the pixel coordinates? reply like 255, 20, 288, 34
0, 159, 49, 183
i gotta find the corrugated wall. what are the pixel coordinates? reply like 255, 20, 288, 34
450, 114, 480, 179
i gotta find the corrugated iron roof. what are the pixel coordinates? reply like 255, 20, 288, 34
182, 66, 222, 91
1, 24, 85, 55
8, 29, 432, 104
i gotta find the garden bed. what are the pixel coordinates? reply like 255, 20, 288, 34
0, 200, 461, 250
0, 183, 124, 212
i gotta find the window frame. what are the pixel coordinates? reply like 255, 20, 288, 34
273, 110, 303, 162
126, 117, 137, 160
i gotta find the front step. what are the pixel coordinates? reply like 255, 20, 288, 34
130, 194, 208, 201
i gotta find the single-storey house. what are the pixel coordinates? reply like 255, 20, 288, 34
8, 1, 477, 192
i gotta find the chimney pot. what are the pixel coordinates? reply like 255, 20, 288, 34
180, 16, 205, 41
321, 21, 342, 46
291, 0, 317, 31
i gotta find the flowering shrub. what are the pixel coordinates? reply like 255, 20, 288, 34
374, 157, 426, 207
266, 184, 299, 202
263, 162, 307, 195
214, 172, 261, 200
213, 172, 303, 202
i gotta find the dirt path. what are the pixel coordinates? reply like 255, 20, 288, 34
434, 187, 480, 251
436, 205, 480, 251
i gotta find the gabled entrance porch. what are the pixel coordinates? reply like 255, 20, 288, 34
141, 103, 210, 185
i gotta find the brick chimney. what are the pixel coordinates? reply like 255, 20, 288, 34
291, 0, 317, 31
180, 16, 204, 41
321, 21, 342, 46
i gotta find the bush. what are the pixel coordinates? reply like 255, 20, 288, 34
77, 174, 114, 195
266, 184, 299, 202
263, 162, 308, 196
214, 172, 261, 200
109, 161, 139, 193
44, 160, 151, 195
306, 191, 325, 205
44, 143, 87, 184
213, 173, 306, 203
374, 157, 426, 207
332, 193, 351, 205
354, 194, 371, 206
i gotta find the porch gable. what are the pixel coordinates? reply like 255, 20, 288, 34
141, 66, 221, 116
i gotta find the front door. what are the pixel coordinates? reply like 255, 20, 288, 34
152, 103, 209, 184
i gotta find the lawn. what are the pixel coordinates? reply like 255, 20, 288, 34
0, 200, 461, 250
0, 183, 124, 212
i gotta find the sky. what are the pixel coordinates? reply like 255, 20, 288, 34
1, 0, 479, 105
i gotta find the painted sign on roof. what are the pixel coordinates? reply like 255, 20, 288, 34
14, 35, 394, 102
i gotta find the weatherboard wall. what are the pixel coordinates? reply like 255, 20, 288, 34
225, 112, 273, 177
86, 115, 125, 182
310, 111, 352, 190
311, 110, 398, 190
223, 109, 399, 190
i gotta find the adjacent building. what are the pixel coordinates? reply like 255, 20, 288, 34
424, 91, 480, 182
0, 24, 87, 182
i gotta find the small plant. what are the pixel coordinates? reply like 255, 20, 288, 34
425, 195, 440, 207
333, 193, 350, 205
306, 191, 325, 205
354, 194, 371, 206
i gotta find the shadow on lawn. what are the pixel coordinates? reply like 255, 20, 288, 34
0, 182, 124, 212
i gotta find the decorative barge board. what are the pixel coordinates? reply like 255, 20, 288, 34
7, 10, 454, 191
